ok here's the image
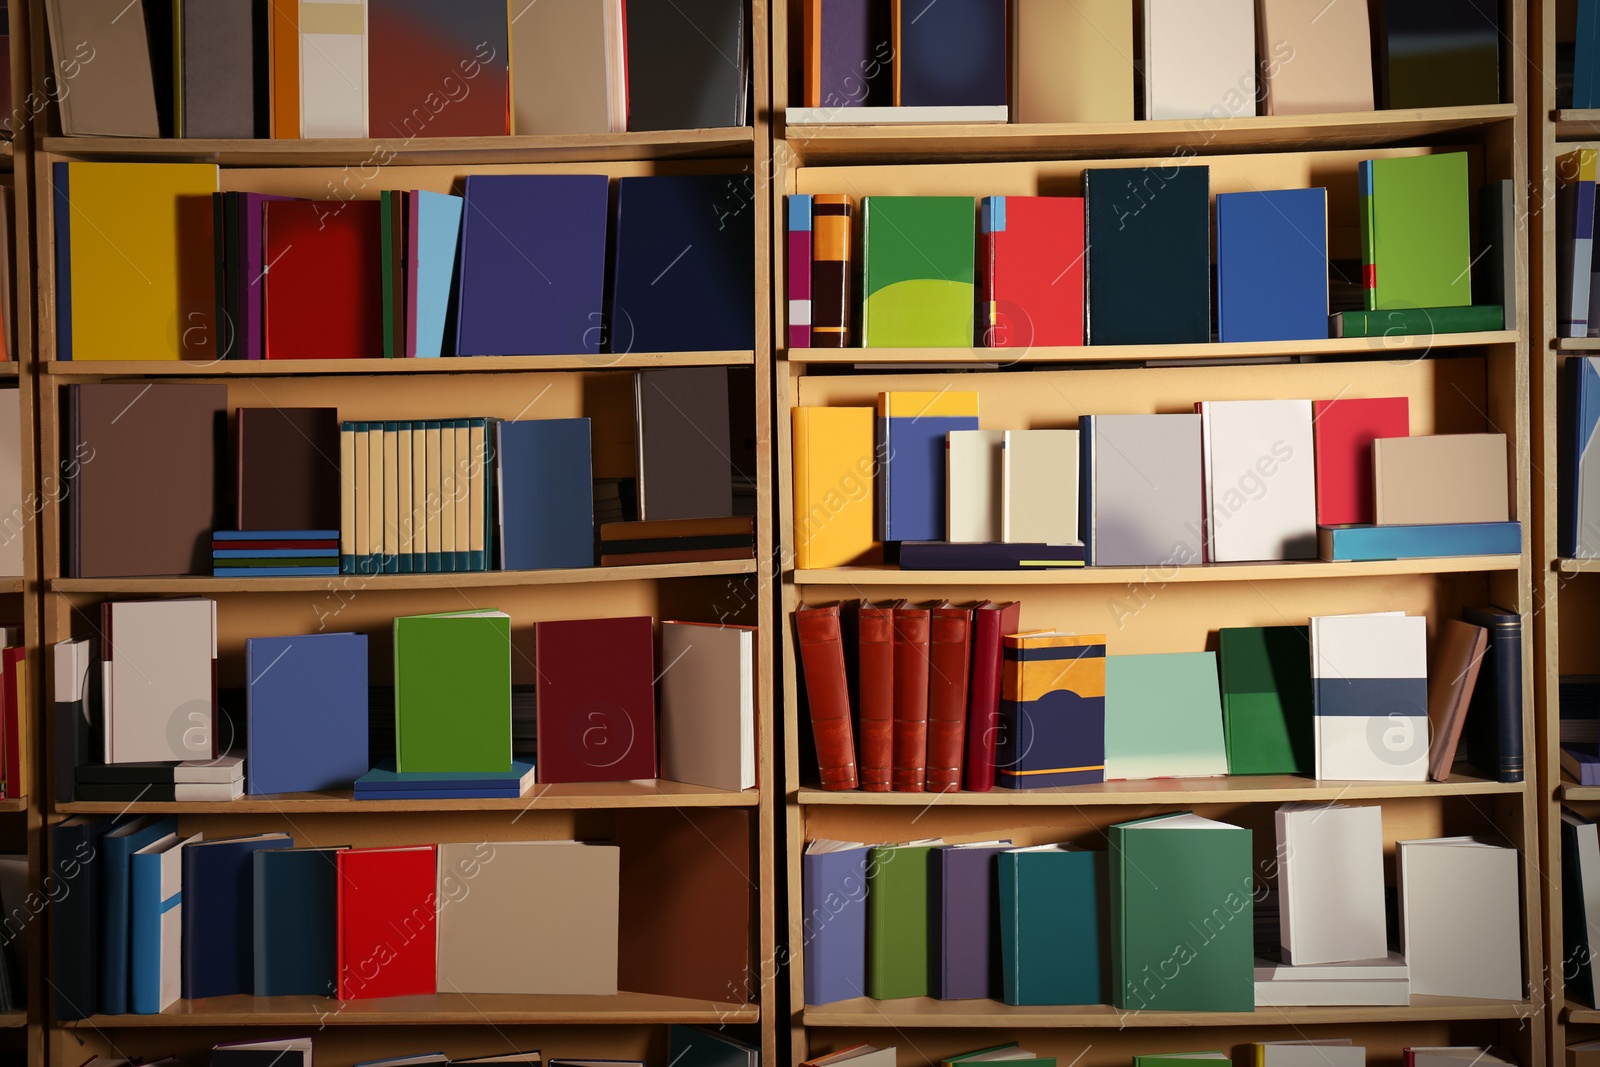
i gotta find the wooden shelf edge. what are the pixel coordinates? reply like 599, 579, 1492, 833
56, 783, 760, 814
1562, 784, 1600, 801
794, 556, 1521, 587
43, 352, 755, 376
0, 1012, 23, 1029
1557, 557, 1600, 574
0, 799, 29, 813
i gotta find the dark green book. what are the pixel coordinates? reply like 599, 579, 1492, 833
867, 841, 940, 999
1218, 626, 1313, 775
1332, 304, 1503, 337
997, 844, 1106, 1006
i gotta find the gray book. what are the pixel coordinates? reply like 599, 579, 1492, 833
625, 0, 747, 131
1081, 413, 1204, 567
635, 367, 733, 521
180, 0, 267, 138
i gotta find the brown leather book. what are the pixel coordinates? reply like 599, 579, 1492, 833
891, 601, 932, 793
794, 605, 859, 791
236, 407, 341, 531
926, 602, 973, 793
857, 601, 896, 792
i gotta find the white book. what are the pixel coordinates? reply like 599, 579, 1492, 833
659, 621, 756, 792
300, 0, 368, 138
1002, 430, 1078, 543
174, 781, 245, 801
1276, 803, 1388, 965
1143, 0, 1257, 121
1566, 810, 1600, 981
1311, 612, 1428, 782
1254, 951, 1407, 982
1398, 838, 1523, 1000
131, 831, 202, 1014
947, 430, 1005, 543
1254, 978, 1409, 1006
1255, 1044, 1364, 1067
1409, 1052, 1515, 1067
107, 599, 217, 764
786, 105, 1008, 125
174, 755, 245, 784
1199, 399, 1317, 562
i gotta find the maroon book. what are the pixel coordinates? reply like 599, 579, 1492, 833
263, 200, 382, 360
535, 616, 657, 783
964, 600, 1022, 791
891, 601, 931, 792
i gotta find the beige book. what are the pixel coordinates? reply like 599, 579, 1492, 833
1373, 434, 1509, 526
439, 422, 457, 567
1002, 430, 1079, 544
436, 841, 619, 995
510, 0, 625, 134
946, 430, 1005, 543
411, 424, 428, 570
44, 0, 162, 136
469, 421, 487, 568
353, 425, 370, 568
367, 425, 384, 569
1013, 0, 1135, 123
1257, 0, 1375, 116
382, 425, 398, 572
660, 621, 756, 792
1143, 0, 1258, 121
454, 422, 471, 566
396, 425, 413, 565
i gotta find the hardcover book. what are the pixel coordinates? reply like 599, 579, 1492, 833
995, 631, 1106, 789
862, 196, 977, 347
1360, 152, 1474, 312
998, 844, 1106, 1005
877, 391, 979, 542
980, 196, 1085, 347
534, 616, 657, 782
1085, 166, 1211, 345
1216, 189, 1329, 343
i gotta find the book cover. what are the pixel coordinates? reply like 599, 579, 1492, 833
52, 816, 120, 1019
926, 604, 972, 792
393, 611, 512, 772
995, 631, 1106, 789
1276, 803, 1387, 965
894, 0, 1004, 106
236, 407, 341, 531
1085, 166, 1210, 344
131, 831, 200, 1014
625, 0, 745, 130
1103, 652, 1228, 780
246, 632, 368, 795
1570, 357, 1600, 557
535, 616, 657, 782
1360, 152, 1474, 312
181, 834, 292, 999
897, 542, 1086, 569
1373, 433, 1509, 525
1332, 304, 1504, 337
105, 599, 216, 764
1318, 521, 1522, 561
1397, 838, 1521, 999
254, 847, 343, 996
263, 199, 382, 359
998, 844, 1106, 1005
335, 844, 437, 999
179, 0, 265, 137
812, 194, 853, 348
1081, 413, 1203, 568
99, 817, 177, 1015
877, 391, 979, 542
802, 840, 870, 1005
1479, 178, 1519, 331
1312, 612, 1429, 781
857, 602, 894, 792
43, 0, 161, 136
1257, 0, 1374, 114
805, 0, 892, 108
789, 195, 814, 348
935, 842, 1009, 1000
300, 0, 368, 137
891, 603, 931, 792
637, 368, 733, 520
1200, 399, 1318, 562
793, 407, 881, 568
660, 621, 756, 792
979, 196, 1085, 348
1216, 189, 1329, 343
1143, 0, 1257, 120
965, 601, 1021, 791
1012, 0, 1133, 122
270, 0, 300, 137
1002, 430, 1078, 544
1564, 151, 1599, 338
495, 419, 594, 570
53, 639, 97, 805
510, 0, 622, 134
367, 0, 507, 137
1377, 0, 1500, 108
862, 196, 976, 347
1461, 605, 1525, 784
1219, 626, 1313, 776
946, 430, 1005, 544
1312, 397, 1409, 526
408, 190, 463, 359
867, 841, 939, 998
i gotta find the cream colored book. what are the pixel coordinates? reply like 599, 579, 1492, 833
1143, 0, 1258, 121
454, 422, 471, 569
1002, 430, 1079, 543
1373, 433, 1509, 526
439, 421, 457, 569
425, 422, 443, 570
299, 0, 367, 137
1397, 837, 1523, 1000
353, 425, 370, 570
382, 424, 398, 574
1013, 0, 1134, 123
469, 420, 487, 570
411, 423, 428, 571
1257, 0, 1375, 115
396, 424, 413, 567
367, 423, 384, 571
660, 621, 756, 791
947, 430, 1005, 543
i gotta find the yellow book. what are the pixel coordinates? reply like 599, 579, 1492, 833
793, 407, 880, 570
59, 161, 220, 360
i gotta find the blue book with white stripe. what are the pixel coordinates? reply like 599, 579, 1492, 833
100, 817, 178, 1016
130, 832, 195, 1014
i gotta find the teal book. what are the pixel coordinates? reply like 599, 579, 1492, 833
997, 844, 1107, 1006
867, 840, 940, 999
861, 196, 976, 347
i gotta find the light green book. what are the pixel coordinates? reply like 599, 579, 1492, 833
1103, 652, 1227, 780
866, 840, 941, 999
394, 609, 512, 773
1132, 1055, 1228, 1066
861, 196, 975, 347
1218, 626, 1313, 776
1359, 152, 1473, 311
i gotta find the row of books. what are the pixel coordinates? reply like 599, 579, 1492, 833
56, 604, 756, 802
1565, 357, 1600, 560
67, 372, 751, 579
816, 1045, 1516, 1067
796, 601, 1521, 793
802, 818, 1523, 1009
195, 1029, 756, 1067
794, 393, 1519, 572
47, 0, 748, 139
1559, 150, 1600, 338
59, 164, 755, 362
796, 0, 1501, 123
788, 157, 1509, 351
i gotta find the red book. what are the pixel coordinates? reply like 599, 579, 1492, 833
963, 600, 1022, 791
1312, 396, 1409, 525
926, 602, 972, 792
980, 196, 1085, 348
794, 605, 859, 790
534, 616, 657, 783
336, 844, 438, 999
263, 200, 383, 359
891, 601, 931, 792
857, 602, 895, 792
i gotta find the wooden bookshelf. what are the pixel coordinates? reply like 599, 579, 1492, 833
43, 352, 756, 375
795, 556, 1522, 586
801, 997, 1538, 1028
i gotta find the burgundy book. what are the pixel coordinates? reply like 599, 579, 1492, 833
534, 616, 657, 783
857, 602, 896, 792
235, 407, 341, 530
926, 602, 972, 792
794, 605, 859, 791
964, 601, 1022, 791
891, 601, 931, 793
263, 200, 382, 360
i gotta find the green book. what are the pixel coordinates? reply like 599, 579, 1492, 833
1332, 303, 1503, 338
394, 610, 512, 773
1219, 626, 1313, 776
943, 1046, 1055, 1067
1104, 652, 1228, 780
861, 196, 975, 347
867, 840, 940, 999
1132, 1055, 1227, 1066
1110, 813, 1254, 1012
1358, 152, 1473, 311
997, 845, 1106, 1006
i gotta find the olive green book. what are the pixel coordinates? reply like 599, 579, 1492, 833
1218, 626, 1313, 776
394, 610, 512, 773
867, 840, 941, 999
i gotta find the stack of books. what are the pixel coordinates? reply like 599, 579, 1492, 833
598, 516, 757, 567
74, 756, 244, 803
352, 761, 535, 801
1560, 149, 1599, 340
209, 1028, 755, 1067
212, 530, 338, 577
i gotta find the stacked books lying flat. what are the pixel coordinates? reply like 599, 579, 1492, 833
797, 603, 1523, 794
802, 812, 1523, 1009
794, 0, 1500, 123
66, 370, 752, 578
795, 392, 1520, 571
55, 606, 756, 805
56, 165, 754, 361
804, 1044, 1514, 1067
47, 0, 748, 138
787, 154, 1510, 349
205, 1028, 754, 1067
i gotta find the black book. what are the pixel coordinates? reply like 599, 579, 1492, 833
73, 783, 177, 802
1375, 0, 1501, 110
1461, 604, 1525, 784
624, 0, 746, 131
50, 816, 124, 1020
897, 541, 1088, 570
1085, 165, 1212, 345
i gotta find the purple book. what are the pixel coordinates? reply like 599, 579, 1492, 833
802, 840, 871, 1006
816, 0, 892, 108
934, 841, 1010, 1000
454, 174, 609, 356
242, 193, 297, 360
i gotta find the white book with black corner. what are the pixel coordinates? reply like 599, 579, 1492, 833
1398, 837, 1523, 1000
1199, 400, 1317, 562
1276, 803, 1388, 965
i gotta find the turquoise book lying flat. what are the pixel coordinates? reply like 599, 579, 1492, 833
1318, 521, 1521, 561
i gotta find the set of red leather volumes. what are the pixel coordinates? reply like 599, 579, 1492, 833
794, 599, 1020, 792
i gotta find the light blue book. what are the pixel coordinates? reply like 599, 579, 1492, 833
100, 817, 178, 1015
1319, 521, 1521, 561
131, 832, 196, 1014
410, 190, 464, 358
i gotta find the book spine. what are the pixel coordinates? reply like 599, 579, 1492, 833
925, 607, 971, 792
998, 852, 1022, 1005
857, 606, 895, 791
1358, 160, 1377, 312
340, 421, 356, 573
53, 163, 72, 360
788, 195, 813, 349
1080, 416, 1095, 565
130, 854, 158, 1014
812, 195, 852, 348
891, 606, 930, 791
979, 196, 1000, 346
793, 606, 859, 790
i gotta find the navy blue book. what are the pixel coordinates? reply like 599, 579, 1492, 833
496, 419, 594, 570
51, 815, 124, 1019
1462, 605, 1525, 785
898, 541, 1086, 570
896, 0, 1006, 107
53, 163, 71, 359
245, 633, 368, 795
608, 175, 755, 352
253, 847, 344, 997
1216, 189, 1330, 343
454, 174, 609, 356
100, 816, 178, 1016
1085, 166, 1211, 345
180, 833, 291, 999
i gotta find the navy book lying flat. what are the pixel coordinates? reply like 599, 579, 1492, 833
898, 541, 1087, 570
181, 833, 291, 999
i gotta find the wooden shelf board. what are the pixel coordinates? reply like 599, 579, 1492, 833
40, 128, 755, 166
1562, 784, 1600, 801
1557, 558, 1600, 574
58, 781, 759, 814
802, 995, 1534, 1028
44, 352, 754, 376
798, 772, 1523, 807
0, 364, 18, 376
74, 992, 758, 1027
0, 1011, 23, 1029
0, 799, 28, 813
790, 332, 1519, 366
795, 556, 1521, 587
783, 104, 1518, 163
1569, 1005, 1600, 1024
51, 559, 756, 594
1555, 338, 1600, 352
0, 578, 21, 593
1556, 110, 1600, 140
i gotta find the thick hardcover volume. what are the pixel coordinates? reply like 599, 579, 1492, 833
926, 604, 972, 792
812, 195, 853, 347
794, 605, 860, 791
52, 816, 118, 1020
182, 835, 290, 999
1461, 605, 1525, 784
965, 601, 1022, 791
335, 845, 438, 1000
891, 603, 932, 792
788, 195, 813, 349
996, 632, 1106, 789
857, 602, 896, 792
801, 843, 871, 1005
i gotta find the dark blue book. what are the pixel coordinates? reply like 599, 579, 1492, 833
668, 1025, 759, 1067
99, 816, 178, 1016
1216, 189, 1329, 343
1085, 165, 1211, 345
246, 633, 368, 795
609, 175, 755, 352
253, 847, 344, 996
181, 834, 291, 999
898, 541, 1086, 570
1565, 745, 1600, 786
495, 418, 593, 570
1462, 605, 1525, 785
454, 174, 609, 356
896, 0, 1006, 107
51, 815, 124, 1019
801, 840, 871, 1006
54, 163, 72, 360
1580, 0, 1600, 108
353, 759, 534, 796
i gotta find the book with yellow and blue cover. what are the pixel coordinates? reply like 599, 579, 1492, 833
994, 631, 1105, 789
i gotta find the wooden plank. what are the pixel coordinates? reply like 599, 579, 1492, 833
44, 352, 755, 376
57, 782, 760, 814
796, 557, 1520, 586
78, 992, 760, 1026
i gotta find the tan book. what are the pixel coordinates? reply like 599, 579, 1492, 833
435, 841, 619, 995
439, 422, 457, 568
354, 425, 371, 569
469, 420, 487, 570
1426, 620, 1488, 781
660, 621, 756, 791
425, 422, 443, 569
1257, 0, 1375, 116
411, 424, 427, 570
509, 0, 625, 134
367, 425, 384, 571
382, 425, 398, 573
396, 424, 413, 565
1373, 434, 1510, 526
454, 422, 471, 568
1013, 0, 1135, 123
44, 0, 161, 136
1002, 430, 1079, 544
